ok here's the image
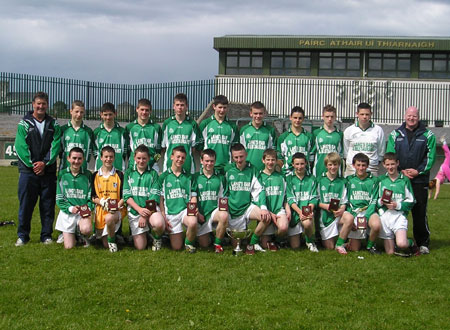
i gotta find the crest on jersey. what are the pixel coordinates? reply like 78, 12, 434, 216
169, 128, 174, 134
287, 140, 292, 145
99, 138, 104, 144
113, 183, 117, 188
198, 184, 203, 189
229, 175, 235, 180
128, 178, 134, 184
167, 182, 172, 188
319, 138, 323, 143
208, 128, 214, 133
65, 136, 71, 141
133, 132, 138, 137
321, 186, 326, 191
351, 184, 356, 189
246, 134, 251, 139
63, 181, 68, 186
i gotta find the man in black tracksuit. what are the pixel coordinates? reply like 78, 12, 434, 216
386, 106, 436, 254
14, 92, 61, 246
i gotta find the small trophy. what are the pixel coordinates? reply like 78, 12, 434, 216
226, 228, 253, 256
302, 205, 312, 217
218, 198, 229, 211
328, 198, 340, 211
187, 202, 197, 216
356, 216, 367, 229
146, 200, 157, 212
382, 189, 393, 204
79, 204, 91, 218
108, 199, 118, 212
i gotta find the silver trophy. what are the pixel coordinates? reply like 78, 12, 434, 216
226, 228, 252, 256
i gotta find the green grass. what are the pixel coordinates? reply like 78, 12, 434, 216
0, 166, 449, 329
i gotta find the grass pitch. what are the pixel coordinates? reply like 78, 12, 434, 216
0, 166, 449, 329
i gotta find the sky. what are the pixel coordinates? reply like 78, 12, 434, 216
1, 0, 450, 84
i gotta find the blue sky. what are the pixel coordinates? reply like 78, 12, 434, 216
1, 0, 449, 83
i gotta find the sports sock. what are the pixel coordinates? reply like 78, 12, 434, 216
305, 235, 314, 244
367, 240, 375, 249
336, 237, 346, 247
250, 234, 260, 245
408, 238, 414, 247
153, 234, 161, 240
107, 236, 116, 243
185, 238, 194, 246
214, 237, 222, 246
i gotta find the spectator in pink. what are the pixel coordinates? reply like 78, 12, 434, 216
429, 135, 450, 200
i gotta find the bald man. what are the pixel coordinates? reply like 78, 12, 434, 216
386, 106, 436, 254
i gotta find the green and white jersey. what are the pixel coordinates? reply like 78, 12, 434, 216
286, 173, 318, 226
60, 121, 94, 171
311, 126, 343, 177
56, 167, 93, 214
346, 173, 378, 218
375, 173, 415, 216
258, 171, 286, 214
199, 116, 239, 171
123, 168, 160, 216
240, 122, 277, 171
224, 162, 267, 218
277, 127, 313, 172
159, 168, 192, 215
162, 115, 202, 174
316, 173, 348, 227
125, 119, 162, 170
191, 170, 225, 221
93, 122, 128, 172
343, 121, 385, 171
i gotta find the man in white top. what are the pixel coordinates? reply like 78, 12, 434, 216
343, 102, 385, 177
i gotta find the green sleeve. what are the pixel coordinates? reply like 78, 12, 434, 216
420, 131, 436, 175
86, 172, 94, 211
276, 132, 286, 160
93, 127, 101, 158
286, 176, 296, 206
56, 174, 71, 214
46, 121, 61, 165
149, 170, 161, 203
191, 173, 198, 197
14, 121, 32, 167
193, 121, 203, 151
365, 177, 379, 219
232, 122, 239, 145
386, 130, 398, 153
308, 178, 319, 207
123, 169, 132, 202
270, 126, 277, 149
400, 177, 416, 213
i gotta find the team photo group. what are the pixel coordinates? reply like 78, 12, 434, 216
14, 91, 439, 256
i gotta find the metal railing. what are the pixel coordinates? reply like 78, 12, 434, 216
1, 72, 449, 126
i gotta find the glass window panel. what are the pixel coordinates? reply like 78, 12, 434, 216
348, 52, 360, 57
435, 53, 447, 59
285, 69, 298, 76
420, 53, 432, 59
384, 53, 396, 58
333, 70, 346, 77
227, 56, 238, 67
420, 60, 432, 71
397, 59, 410, 71
319, 58, 332, 69
333, 58, 346, 69
272, 51, 283, 56
419, 72, 433, 78
383, 71, 397, 78
252, 56, 263, 68
369, 53, 381, 57
367, 71, 383, 77
320, 52, 332, 57
368, 58, 381, 70
226, 68, 239, 75
383, 59, 396, 70
434, 60, 446, 71
298, 69, 311, 76
298, 57, 310, 68
285, 51, 296, 56
227, 51, 238, 55
251, 68, 263, 74
271, 57, 283, 68
334, 52, 346, 57
299, 52, 311, 56
240, 51, 250, 55
346, 70, 360, 77
398, 53, 411, 58
271, 69, 283, 75
319, 70, 332, 76
240, 56, 250, 67
238, 68, 252, 74
253, 51, 263, 55
347, 58, 360, 70
397, 71, 411, 78
285, 57, 297, 68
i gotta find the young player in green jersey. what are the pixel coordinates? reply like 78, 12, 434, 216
224, 143, 271, 255
311, 105, 343, 177
60, 100, 94, 171
91, 146, 126, 253
285, 152, 318, 251
124, 145, 165, 251
199, 95, 239, 173
316, 152, 353, 253
93, 102, 128, 172
161, 93, 202, 174
345, 153, 382, 254
376, 152, 419, 256
190, 149, 229, 253
125, 99, 162, 172
259, 149, 289, 251
159, 146, 198, 253
277, 106, 313, 173
240, 101, 277, 172
55, 147, 93, 249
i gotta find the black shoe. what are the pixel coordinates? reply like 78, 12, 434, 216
367, 246, 381, 255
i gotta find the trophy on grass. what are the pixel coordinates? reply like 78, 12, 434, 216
226, 227, 252, 256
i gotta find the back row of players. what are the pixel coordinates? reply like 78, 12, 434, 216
16, 93, 424, 255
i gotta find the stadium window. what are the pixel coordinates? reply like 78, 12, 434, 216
318, 52, 361, 77
419, 53, 450, 79
226, 50, 263, 75
367, 52, 411, 78
270, 51, 311, 76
